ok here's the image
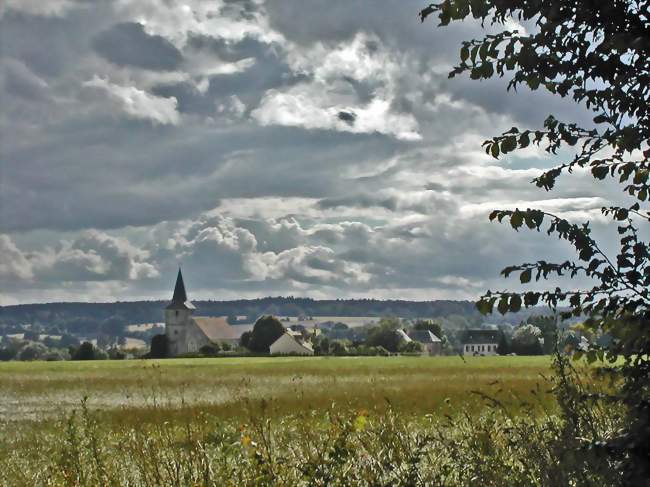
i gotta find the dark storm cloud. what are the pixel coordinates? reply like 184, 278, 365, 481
0, 0, 612, 304
93, 22, 183, 71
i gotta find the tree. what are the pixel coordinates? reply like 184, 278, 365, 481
239, 331, 252, 350
329, 340, 348, 355
421, 0, 650, 481
497, 330, 510, 355
0, 347, 16, 361
149, 334, 168, 358
313, 336, 330, 355
511, 324, 543, 355
366, 318, 403, 353
248, 315, 285, 353
72, 342, 97, 361
19, 343, 47, 361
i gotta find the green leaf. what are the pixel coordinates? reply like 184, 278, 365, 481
520, 269, 532, 284
509, 294, 522, 312
460, 45, 470, 62
519, 133, 530, 148
510, 211, 524, 230
490, 143, 499, 159
591, 165, 609, 180
476, 298, 493, 315
497, 296, 509, 315
501, 136, 517, 153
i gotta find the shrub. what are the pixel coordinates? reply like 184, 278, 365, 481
18, 343, 47, 361
149, 334, 168, 358
199, 343, 220, 357
0, 347, 16, 361
329, 340, 348, 356
71, 342, 97, 361
399, 341, 423, 353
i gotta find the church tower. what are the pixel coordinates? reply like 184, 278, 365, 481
165, 268, 195, 356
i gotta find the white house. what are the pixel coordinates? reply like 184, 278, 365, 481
461, 329, 501, 356
269, 330, 314, 355
164, 269, 251, 356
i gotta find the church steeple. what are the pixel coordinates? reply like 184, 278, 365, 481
166, 268, 195, 310
172, 268, 187, 302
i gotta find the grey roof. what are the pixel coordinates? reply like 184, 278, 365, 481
408, 330, 441, 343
462, 329, 500, 344
165, 268, 195, 310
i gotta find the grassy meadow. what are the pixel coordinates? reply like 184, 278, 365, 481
2, 356, 619, 485
0, 355, 553, 423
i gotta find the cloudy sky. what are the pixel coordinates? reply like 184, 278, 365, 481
0, 0, 615, 305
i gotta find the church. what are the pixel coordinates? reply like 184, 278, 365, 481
164, 269, 249, 356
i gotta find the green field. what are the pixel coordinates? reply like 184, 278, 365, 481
0, 355, 553, 423
5, 356, 597, 485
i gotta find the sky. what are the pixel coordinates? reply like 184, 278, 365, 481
0, 0, 616, 305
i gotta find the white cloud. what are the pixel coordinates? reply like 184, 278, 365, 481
0, 235, 33, 280
115, 0, 283, 48
84, 76, 180, 125
252, 32, 421, 140
1, 0, 78, 18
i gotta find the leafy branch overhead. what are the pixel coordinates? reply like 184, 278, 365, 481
420, 0, 649, 343
422, 1, 649, 480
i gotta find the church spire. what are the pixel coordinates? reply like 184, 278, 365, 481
171, 268, 188, 303
166, 267, 195, 310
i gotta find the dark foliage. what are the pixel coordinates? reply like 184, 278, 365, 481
248, 315, 285, 353
71, 342, 98, 361
366, 319, 403, 352
199, 343, 221, 357
149, 334, 168, 359
422, 0, 650, 482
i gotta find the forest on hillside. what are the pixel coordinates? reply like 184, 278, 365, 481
1, 298, 484, 329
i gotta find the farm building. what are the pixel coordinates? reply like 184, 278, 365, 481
164, 269, 251, 356
461, 329, 500, 356
407, 330, 442, 355
269, 330, 314, 355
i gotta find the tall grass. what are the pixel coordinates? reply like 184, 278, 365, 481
0, 355, 623, 486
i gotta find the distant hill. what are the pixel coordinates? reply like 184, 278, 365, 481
0, 298, 480, 328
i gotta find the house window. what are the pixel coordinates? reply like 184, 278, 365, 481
471, 345, 474, 352
487, 345, 491, 352
175, 310, 179, 317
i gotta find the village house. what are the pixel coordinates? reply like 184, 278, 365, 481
408, 330, 442, 355
395, 329, 442, 355
165, 269, 251, 356
461, 329, 500, 356
269, 329, 314, 355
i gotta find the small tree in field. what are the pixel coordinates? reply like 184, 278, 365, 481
72, 342, 96, 361
248, 315, 285, 353
149, 334, 168, 359
511, 324, 543, 355
421, 0, 649, 481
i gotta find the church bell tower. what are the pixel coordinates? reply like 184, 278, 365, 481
164, 268, 195, 356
